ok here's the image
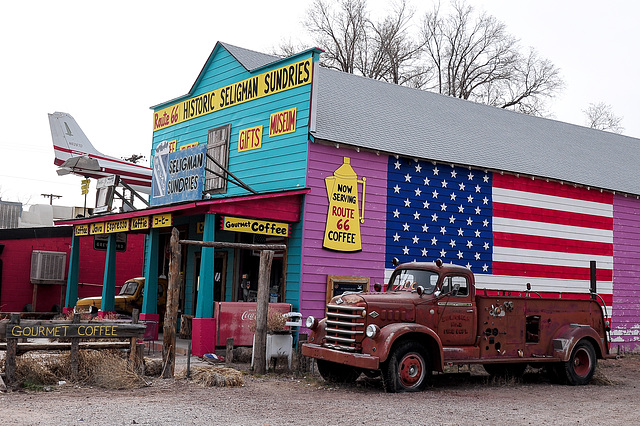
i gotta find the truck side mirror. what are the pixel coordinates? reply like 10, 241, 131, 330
374, 282, 382, 292
392, 257, 399, 267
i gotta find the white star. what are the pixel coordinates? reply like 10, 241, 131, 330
465, 262, 472, 269
474, 252, 481, 260
421, 248, 428, 257
433, 167, 439, 175
440, 226, 446, 235
415, 163, 422, 173
393, 209, 400, 218
482, 264, 489, 272
403, 246, 410, 255
431, 213, 439, 222
431, 236, 438, 245
457, 228, 464, 236
413, 211, 421, 220
449, 215, 456, 224
412, 235, 420, 244
451, 169, 457, 178
458, 205, 465, 213
404, 173, 412, 182
441, 180, 448, 188
423, 176, 430, 186
468, 172, 474, 180
415, 187, 422, 197
440, 249, 447, 257
450, 192, 457, 201
432, 190, 439, 198
449, 239, 456, 248
440, 203, 447, 211
459, 182, 466, 191
394, 160, 402, 169
475, 185, 481, 193
483, 196, 489, 205
483, 242, 490, 250
422, 224, 429, 233
393, 185, 401, 193
466, 240, 473, 248
467, 194, 474, 203
483, 175, 489, 183
483, 219, 489, 227
423, 200, 430, 209
474, 230, 481, 238
457, 250, 464, 259
466, 217, 473, 226
393, 233, 401, 241
404, 198, 411, 207
475, 206, 481, 215
403, 223, 410, 231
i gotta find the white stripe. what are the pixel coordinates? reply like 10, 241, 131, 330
493, 187, 613, 217
492, 246, 613, 270
474, 274, 613, 294
493, 217, 613, 244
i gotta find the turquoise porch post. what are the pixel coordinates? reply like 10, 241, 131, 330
142, 229, 160, 315
192, 213, 216, 356
99, 233, 117, 315
64, 233, 80, 314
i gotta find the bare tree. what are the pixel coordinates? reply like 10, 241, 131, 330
420, 1, 562, 115
584, 102, 624, 134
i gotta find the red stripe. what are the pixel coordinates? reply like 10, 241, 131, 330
492, 261, 613, 281
493, 173, 613, 205
493, 202, 613, 230
494, 232, 613, 256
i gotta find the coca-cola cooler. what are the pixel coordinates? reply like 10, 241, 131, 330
214, 302, 291, 347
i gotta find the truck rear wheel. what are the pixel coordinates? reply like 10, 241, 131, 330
383, 341, 430, 393
483, 363, 527, 378
562, 340, 597, 385
316, 360, 361, 383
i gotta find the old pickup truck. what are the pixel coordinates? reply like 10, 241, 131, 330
302, 259, 612, 392
75, 277, 167, 321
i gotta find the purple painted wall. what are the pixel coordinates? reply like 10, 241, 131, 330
612, 194, 640, 351
300, 142, 387, 321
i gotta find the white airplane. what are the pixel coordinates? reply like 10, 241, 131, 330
49, 112, 152, 194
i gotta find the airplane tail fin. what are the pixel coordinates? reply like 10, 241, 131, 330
49, 112, 105, 162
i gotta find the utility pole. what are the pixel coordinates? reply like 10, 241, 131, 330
41, 193, 62, 205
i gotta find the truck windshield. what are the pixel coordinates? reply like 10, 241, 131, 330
119, 281, 139, 296
388, 269, 439, 293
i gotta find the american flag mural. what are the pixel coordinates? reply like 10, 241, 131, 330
385, 157, 613, 308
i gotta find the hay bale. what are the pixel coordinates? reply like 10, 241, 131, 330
144, 357, 163, 377
189, 366, 244, 387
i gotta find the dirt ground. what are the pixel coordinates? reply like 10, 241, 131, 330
1, 354, 639, 425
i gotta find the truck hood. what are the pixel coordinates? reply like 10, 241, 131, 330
76, 295, 132, 308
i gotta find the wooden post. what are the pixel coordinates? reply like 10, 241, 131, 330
70, 313, 80, 380
5, 313, 19, 385
225, 338, 234, 365
130, 309, 143, 373
253, 249, 274, 375
162, 227, 181, 378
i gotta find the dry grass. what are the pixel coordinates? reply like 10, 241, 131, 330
187, 366, 245, 387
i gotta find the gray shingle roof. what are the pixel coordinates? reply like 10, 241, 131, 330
314, 67, 640, 196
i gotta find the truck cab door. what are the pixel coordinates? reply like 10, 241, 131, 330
437, 275, 476, 346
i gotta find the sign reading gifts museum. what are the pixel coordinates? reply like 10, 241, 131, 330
151, 144, 206, 206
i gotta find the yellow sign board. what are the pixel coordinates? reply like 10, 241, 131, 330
196, 221, 205, 234
180, 142, 199, 150
90, 222, 105, 235
269, 107, 297, 137
106, 219, 130, 234
75, 224, 89, 236
131, 216, 150, 230
238, 125, 263, 152
221, 216, 289, 237
152, 213, 172, 228
153, 57, 312, 132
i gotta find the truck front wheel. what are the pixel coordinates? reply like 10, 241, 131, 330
317, 360, 361, 383
383, 341, 430, 392
562, 340, 597, 385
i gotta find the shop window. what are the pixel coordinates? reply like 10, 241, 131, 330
205, 124, 231, 193
326, 275, 370, 305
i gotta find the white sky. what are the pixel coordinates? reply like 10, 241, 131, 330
1, 0, 638, 208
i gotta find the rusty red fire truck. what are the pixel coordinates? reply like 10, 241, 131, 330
302, 259, 613, 392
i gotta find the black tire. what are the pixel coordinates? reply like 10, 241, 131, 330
383, 341, 430, 392
562, 340, 597, 386
483, 363, 527, 378
317, 360, 361, 383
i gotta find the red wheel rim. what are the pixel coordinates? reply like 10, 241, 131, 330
398, 353, 425, 388
572, 347, 592, 377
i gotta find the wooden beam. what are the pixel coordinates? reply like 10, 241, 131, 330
253, 249, 274, 375
162, 227, 181, 378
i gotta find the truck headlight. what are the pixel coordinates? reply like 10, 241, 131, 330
306, 316, 318, 330
366, 324, 380, 338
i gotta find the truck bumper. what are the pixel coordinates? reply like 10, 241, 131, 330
302, 343, 380, 370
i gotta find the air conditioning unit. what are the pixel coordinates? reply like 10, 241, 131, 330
30, 250, 67, 284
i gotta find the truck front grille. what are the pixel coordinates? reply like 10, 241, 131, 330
324, 304, 365, 351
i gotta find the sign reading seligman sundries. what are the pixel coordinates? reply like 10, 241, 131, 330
151, 144, 206, 206
153, 57, 312, 132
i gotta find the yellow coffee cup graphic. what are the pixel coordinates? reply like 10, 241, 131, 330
323, 157, 366, 252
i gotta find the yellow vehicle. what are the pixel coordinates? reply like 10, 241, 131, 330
75, 277, 167, 320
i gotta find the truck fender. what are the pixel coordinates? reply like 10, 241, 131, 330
551, 323, 606, 361
364, 323, 445, 372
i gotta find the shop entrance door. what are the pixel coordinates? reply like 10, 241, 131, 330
192, 251, 227, 315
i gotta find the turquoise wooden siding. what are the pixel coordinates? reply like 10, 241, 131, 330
151, 46, 315, 197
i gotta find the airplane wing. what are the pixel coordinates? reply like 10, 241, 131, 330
49, 112, 152, 194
